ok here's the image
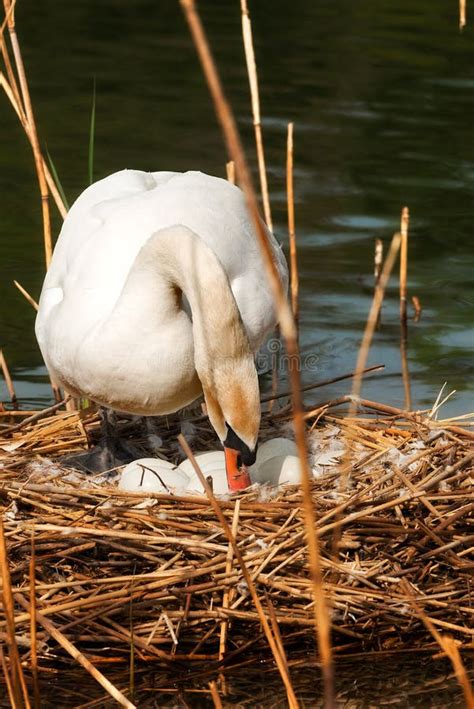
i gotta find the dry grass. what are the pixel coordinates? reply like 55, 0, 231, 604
0, 397, 473, 704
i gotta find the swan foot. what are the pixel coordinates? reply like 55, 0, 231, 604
62, 408, 139, 473
61, 439, 138, 473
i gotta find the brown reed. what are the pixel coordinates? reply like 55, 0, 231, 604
0, 518, 30, 708
460, 0, 467, 29
15, 592, 136, 708
0, 644, 16, 707
13, 281, 39, 311
0, 349, 18, 410
29, 532, 40, 709
209, 680, 223, 708
412, 294, 422, 322
2, 0, 52, 267
374, 238, 383, 329
400, 579, 473, 707
240, 0, 273, 231
287, 122, 299, 330
225, 160, 235, 184
399, 208, 412, 411
179, 2, 334, 703
399, 207, 409, 323
374, 239, 383, 286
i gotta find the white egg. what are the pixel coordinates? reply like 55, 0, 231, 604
119, 458, 190, 494
250, 437, 298, 471
178, 451, 228, 495
251, 454, 302, 486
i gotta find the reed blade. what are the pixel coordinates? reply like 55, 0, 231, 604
46, 148, 70, 211
88, 78, 96, 186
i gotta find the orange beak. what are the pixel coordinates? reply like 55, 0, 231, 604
224, 447, 251, 492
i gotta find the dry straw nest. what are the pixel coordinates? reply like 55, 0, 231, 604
0, 397, 472, 687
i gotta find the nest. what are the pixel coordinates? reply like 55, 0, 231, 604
0, 398, 473, 704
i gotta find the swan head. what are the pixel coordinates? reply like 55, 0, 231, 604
200, 354, 260, 492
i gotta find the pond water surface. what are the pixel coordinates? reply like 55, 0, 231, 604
1, 1, 473, 414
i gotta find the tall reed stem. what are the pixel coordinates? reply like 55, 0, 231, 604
0, 348, 18, 408
14, 280, 39, 310
0, 25, 22, 114
179, 2, 334, 705
399, 207, 411, 410
399, 207, 409, 323
226, 159, 235, 184
0, 519, 30, 708
3, 0, 52, 267
240, 0, 272, 231
29, 532, 40, 709
460, 0, 466, 29
287, 122, 298, 329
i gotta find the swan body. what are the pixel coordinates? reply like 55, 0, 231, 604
36, 170, 288, 484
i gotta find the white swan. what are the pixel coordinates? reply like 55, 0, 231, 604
35, 169, 288, 490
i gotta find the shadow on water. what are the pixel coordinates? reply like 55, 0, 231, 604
21, 654, 471, 707
0, 0, 473, 413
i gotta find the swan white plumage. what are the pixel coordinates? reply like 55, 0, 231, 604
35, 169, 288, 490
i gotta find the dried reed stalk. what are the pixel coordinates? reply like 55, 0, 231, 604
29, 533, 40, 709
178, 434, 299, 709
0, 644, 16, 707
209, 680, 223, 709
399, 208, 411, 410
412, 295, 422, 322
2, 396, 70, 434
218, 499, 240, 664
374, 238, 383, 328
240, 0, 272, 231
374, 239, 383, 285
0, 519, 30, 708
0, 348, 18, 409
2, 0, 52, 267
15, 592, 136, 708
226, 160, 235, 184
179, 3, 334, 704
400, 579, 473, 706
460, 0, 466, 29
0, 404, 473, 693
0, 11, 22, 115
287, 122, 298, 328
13, 280, 39, 311
399, 207, 409, 323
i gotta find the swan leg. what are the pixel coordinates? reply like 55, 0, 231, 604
62, 407, 139, 473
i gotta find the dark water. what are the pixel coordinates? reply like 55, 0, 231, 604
11, 654, 470, 707
1, 0, 473, 415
